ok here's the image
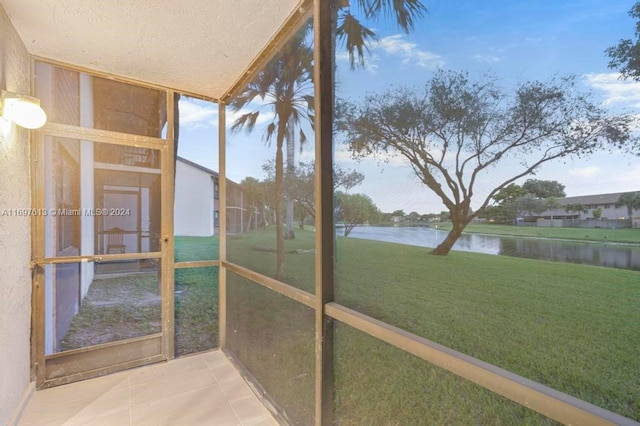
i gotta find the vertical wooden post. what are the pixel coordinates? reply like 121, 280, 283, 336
218, 102, 227, 349
162, 90, 176, 359
313, 0, 335, 424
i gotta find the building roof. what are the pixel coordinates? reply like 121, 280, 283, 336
177, 156, 218, 177
177, 156, 243, 188
0, 0, 307, 100
556, 191, 638, 206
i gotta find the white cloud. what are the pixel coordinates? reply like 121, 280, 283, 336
178, 98, 217, 127
335, 34, 442, 72
178, 96, 279, 130
473, 54, 500, 63
225, 107, 275, 130
569, 166, 601, 179
378, 35, 444, 69
608, 164, 640, 188
583, 72, 640, 110
336, 49, 380, 74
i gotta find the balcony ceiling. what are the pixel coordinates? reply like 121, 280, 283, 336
0, 0, 304, 100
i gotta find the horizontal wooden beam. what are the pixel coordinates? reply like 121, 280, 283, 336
174, 260, 220, 269
223, 261, 316, 309
41, 122, 167, 148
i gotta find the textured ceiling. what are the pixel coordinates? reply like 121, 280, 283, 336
0, 0, 304, 99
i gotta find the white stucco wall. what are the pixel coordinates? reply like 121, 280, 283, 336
0, 5, 34, 424
174, 160, 214, 236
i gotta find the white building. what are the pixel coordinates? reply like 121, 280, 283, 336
535, 191, 640, 228
174, 156, 248, 236
174, 157, 219, 236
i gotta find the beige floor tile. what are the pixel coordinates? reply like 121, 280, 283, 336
64, 407, 130, 426
19, 388, 129, 426
219, 377, 254, 403
211, 362, 243, 385
231, 396, 273, 425
130, 368, 217, 407
201, 350, 229, 370
131, 384, 238, 426
23, 372, 130, 411
128, 355, 209, 388
18, 351, 278, 426
243, 417, 280, 426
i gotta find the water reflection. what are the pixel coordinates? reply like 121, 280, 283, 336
346, 226, 640, 271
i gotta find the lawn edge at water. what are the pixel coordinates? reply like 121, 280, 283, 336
434, 223, 640, 245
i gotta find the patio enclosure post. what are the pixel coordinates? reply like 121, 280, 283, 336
313, 0, 335, 424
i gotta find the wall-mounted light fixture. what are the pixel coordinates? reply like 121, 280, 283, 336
0, 89, 47, 129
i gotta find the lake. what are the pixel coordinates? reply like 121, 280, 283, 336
345, 226, 640, 271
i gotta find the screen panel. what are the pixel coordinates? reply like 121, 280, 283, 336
40, 136, 161, 259
225, 17, 316, 294
35, 62, 167, 138
43, 260, 161, 355
174, 267, 219, 356
330, 2, 640, 422
333, 323, 557, 425
226, 271, 315, 425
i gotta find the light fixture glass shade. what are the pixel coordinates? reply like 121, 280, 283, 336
1, 90, 48, 129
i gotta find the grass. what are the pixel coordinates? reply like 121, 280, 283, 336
61, 273, 161, 351
174, 266, 219, 356
175, 235, 219, 262
174, 236, 220, 356
227, 228, 640, 423
64, 230, 639, 423
63, 237, 220, 357
439, 223, 640, 244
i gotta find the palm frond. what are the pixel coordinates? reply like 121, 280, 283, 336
337, 12, 377, 69
265, 122, 277, 143
231, 111, 261, 134
356, 0, 427, 32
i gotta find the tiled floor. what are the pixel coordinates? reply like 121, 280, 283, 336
18, 350, 279, 426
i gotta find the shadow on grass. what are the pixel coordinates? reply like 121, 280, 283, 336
61, 272, 161, 351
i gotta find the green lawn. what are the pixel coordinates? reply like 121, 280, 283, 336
439, 223, 640, 244
174, 236, 219, 356
175, 235, 219, 262
226, 228, 640, 424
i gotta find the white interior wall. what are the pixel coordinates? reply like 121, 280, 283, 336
0, 5, 34, 424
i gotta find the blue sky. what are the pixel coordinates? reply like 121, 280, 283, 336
178, 0, 640, 214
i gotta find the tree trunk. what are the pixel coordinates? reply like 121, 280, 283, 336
431, 209, 470, 256
275, 122, 286, 279
246, 208, 253, 231
431, 224, 464, 255
285, 119, 296, 240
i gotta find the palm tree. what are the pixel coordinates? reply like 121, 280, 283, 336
615, 192, 640, 219
336, 0, 427, 69
230, 31, 314, 279
231, 1, 427, 278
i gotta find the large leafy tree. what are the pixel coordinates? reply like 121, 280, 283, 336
521, 179, 566, 198
606, 2, 640, 81
338, 70, 636, 255
564, 204, 588, 215
335, 191, 379, 236
264, 160, 364, 221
